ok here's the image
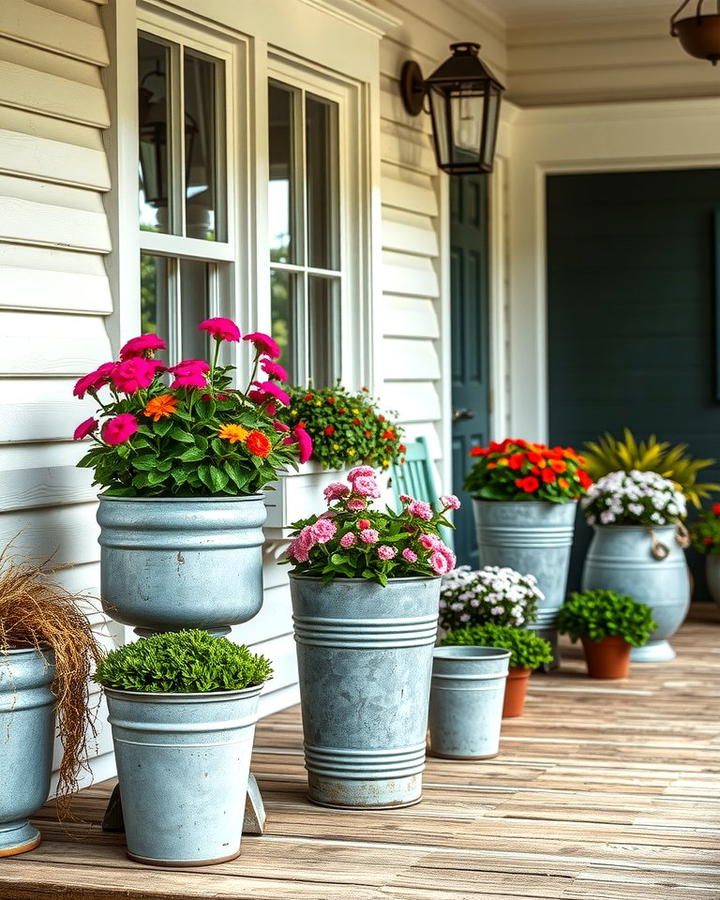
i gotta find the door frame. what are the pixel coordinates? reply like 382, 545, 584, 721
507, 97, 720, 442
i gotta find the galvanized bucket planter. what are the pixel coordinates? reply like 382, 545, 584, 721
97, 494, 266, 634
706, 555, 720, 607
289, 574, 440, 809
582, 525, 690, 662
472, 500, 577, 659
0, 648, 55, 857
105, 684, 262, 866
428, 646, 510, 759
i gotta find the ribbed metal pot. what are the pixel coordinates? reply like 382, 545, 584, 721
105, 684, 262, 866
582, 525, 690, 663
0, 648, 55, 857
97, 495, 266, 634
289, 574, 440, 809
472, 500, 577, 659
706, 555, 720, 607
428, 646, 510, 759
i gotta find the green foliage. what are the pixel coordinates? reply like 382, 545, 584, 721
279, 382, 405, 472
690, 502, 720, 555
440, 623, 553, 670
94, 630, 273, 693
583, 428, 718, 509
556, 590, 656, 647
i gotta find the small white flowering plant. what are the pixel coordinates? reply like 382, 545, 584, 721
439, 565, 543, 632
581, 469, 687, 527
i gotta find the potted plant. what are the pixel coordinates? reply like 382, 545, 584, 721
72, 319, 309, 634
94, 629, 272, 866
267, 383, 405, 530
690, 502, 720, 606
439, 564, 543, 633
557, 590, 657, 679
463, 439, 592, 660
286, 469, 457, 808
439, 623, 553, 718
581, 470, 690, 662
0, 546, 101, 856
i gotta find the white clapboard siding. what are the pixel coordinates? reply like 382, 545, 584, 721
382, 250, 439, 298
383, 380, 441, 423
384, 296, 439, 339
381, 163, 438, 216
0, 378, 97, 444
382, 208, 438, 257
0, 503, 101, 567
250, 633, 300, 719
380, 124, 436, 176
383, 337, 440, 381
0, 311, 112, 376
31, 0, 103, 27
0, 0, 109, 65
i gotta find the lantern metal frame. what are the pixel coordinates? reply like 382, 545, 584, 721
671, 0, 720, 65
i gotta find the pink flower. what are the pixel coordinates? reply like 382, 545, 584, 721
102, 413, 138, 445
120, 333, 166, 360
408, 499, 433, 521
273, 420, 290, 433
358, 519, 371, 530
352, 474, 380, 499
377, 545, 397, 561
429, 549, 451, 576
441, 494, 461, 510
438, 542, 456, 571
73, 362, 116, 399
339, 532, 356, 549
288, 525, 315, 563
249, 389, 266, 404
168, 359, 209, 390
359, 528, 379, 544
402, 548, 418, 563
419, 533, 441, 551
260, 358, 288, 381
253, 380, 290, 407
198, 317, 241, 342
310, 518, 337, 544
244, 332, 281, 359
324, 482, 350, 502
399, 494, 412, 503
111, 358, 164, 394
266, 402, 278, 418
294, 424, 313, 464
73, 417, 98, 440
348, 466, 375, 482
346, 498, 367, 511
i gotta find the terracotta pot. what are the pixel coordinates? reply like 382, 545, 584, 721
581, 636, 631, 679
502, 667, 531, 718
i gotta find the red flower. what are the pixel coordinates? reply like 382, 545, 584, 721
339, 408, 346, 414
246, 430, 272, 458
541, 468, 556, 484
515, 476, 540, 493
712, 503, 720, 516
358, 519, 371, 530
704, 536, 714, 545
526, 451, 542, 464
470, 447, 489, 457
508, 453, 525, 470
324, 426, 335, 436
377, 414, 385, 422
577, 469, 593, 490
382, 429, 396, 440
353, 418, 361, 425
365, 430, 373, 438
398, 444, 406, 453
327, 397, 336, 404
304, 393, 314, 402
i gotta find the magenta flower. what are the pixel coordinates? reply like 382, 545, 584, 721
73, 417, 98, 441
441, 494, 461, 510
260, 358, 288, 381
198, 317, 241, 342
73, 362, 116, 399
310, 518, 337, 544
324, 482, 350, 502
348, 466, 375, 482
111, 358, 164, 394
168, 359, 210, 390
273, 420, 290, 433
429, 549, 452, 576
168, 359, 210, 374
120, 333, 166, 360
244, 331, 281, 359
248, 389, 266, 404
294, 424, 313, 464
359, 528, 379, 544
377, 545, 397, 561
346, 498, 367, 511
352, 474, 380, 499
339, 532, 356, 549
266, 402, 278, 418
253, 380, 290, 407
407, 499, 433, 521
402, 548, 418, 563
102, 413, 138, 445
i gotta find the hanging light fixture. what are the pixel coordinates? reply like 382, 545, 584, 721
400, 42, 504, 176
671, 0, 720, 65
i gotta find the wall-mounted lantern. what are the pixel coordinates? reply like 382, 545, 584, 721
400, 42, 504, 176
671, 0, 720, 65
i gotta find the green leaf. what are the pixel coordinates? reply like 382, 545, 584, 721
178, 446, 206, 463
209, 465, 229, 492
168, 427, 195, 444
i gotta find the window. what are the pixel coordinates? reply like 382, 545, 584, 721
268, 80, 341, 387
137, 30, 231, 363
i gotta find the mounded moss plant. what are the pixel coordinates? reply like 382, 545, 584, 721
440, 623, 553, 670
0, 543, 102, 814
557, 590, 656, 647
94, 630, 273, 693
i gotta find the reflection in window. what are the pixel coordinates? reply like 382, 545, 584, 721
140, 253, 169, 348
306, 94, 339, 271
271, 269, 297, 378
184, 50, 223, 241
138, 37, 171, 232
268, 84, 295, 263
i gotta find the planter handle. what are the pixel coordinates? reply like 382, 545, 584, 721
647, 528, 670, 561
675, 521, 691, 549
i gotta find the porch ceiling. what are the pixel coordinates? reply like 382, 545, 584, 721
480, 0, 670, 28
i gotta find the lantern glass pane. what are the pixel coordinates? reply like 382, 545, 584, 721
268, 83, 297, 264
184, 50, 225, 241
482, 86, 500, 169
138, 37, 171, 232
428, 86, 451, 167
451, 89, 484, 165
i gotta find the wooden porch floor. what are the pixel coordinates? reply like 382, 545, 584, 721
2, 607, 719, 900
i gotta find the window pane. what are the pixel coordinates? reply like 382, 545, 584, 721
180, 259, 210, 359
271, 268, 298, 380
308, 275, 339, 387
184, 50, 224, 241
140, 253, 170, 358
306, 94, 339, 271
138, 37, 171, 233
268, 84, 296, 264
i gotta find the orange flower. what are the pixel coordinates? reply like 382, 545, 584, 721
218, 423, 249, 444
246, 430, 272, 458
549, 458, 567, 474
558, 477, 570, 490
143, 394, 178, 422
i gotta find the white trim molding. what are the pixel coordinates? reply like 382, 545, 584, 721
297, 0, 401, 37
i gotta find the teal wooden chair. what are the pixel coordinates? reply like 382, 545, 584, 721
391, 437, 454, 549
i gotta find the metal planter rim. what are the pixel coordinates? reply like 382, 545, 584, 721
288, 574, 441, 584
97, 493, 264, 503
433, 646, 511, 662
102, 684, 264, 703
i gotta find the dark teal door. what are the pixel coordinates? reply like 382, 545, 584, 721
547, 168, 720, 595
450, 175, 491, 567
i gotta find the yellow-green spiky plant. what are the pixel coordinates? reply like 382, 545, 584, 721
583, 428, 719, 509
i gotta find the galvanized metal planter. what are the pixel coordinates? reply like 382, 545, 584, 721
0, 648, 55, 857
105, 684, 262, 866
97, 494, 266, 634
582, 525, 690, 663
706, 555, 720, 607
428, 646, 510, 759
289, 574, 440, 809
472, 500, 577, 660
